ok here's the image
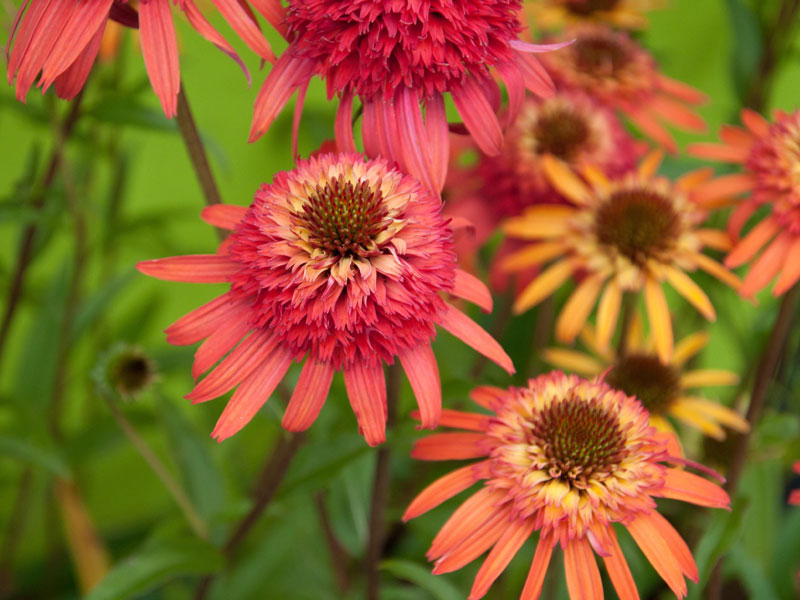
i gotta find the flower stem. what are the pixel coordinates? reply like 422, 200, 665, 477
365, 363, 402, 600
104, 395, 209, 540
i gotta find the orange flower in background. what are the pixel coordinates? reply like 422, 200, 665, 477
501, 151, 739, 362
543, 323, 748, 441
689, 109, 800, 297
538, 24, 706, 152
526, 0, 665, 30
405, 372, 729, 599
6, 0, 283, 117
137, 153, 513, 446
248, 0, 568, 194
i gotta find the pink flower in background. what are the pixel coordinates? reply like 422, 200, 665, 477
6, 0, 284, 117
249, 0, 566, 194
138, 153, 513, 446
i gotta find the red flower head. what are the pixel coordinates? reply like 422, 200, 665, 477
690, 109, 800, 297
137, 153, 513, 445
6, 0, 285, 117
249, 0, 566, 194
406, 372, 730, 599
538, 24, 707, 153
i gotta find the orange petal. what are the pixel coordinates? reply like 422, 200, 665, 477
695, 229, 733, 252
726, 217, 781, 268
720, 124, 754, 147
687, 142, 748, 163
281, 358, 335, 432
628, 109, 677, 154
136, 254, 238, 283
502, 206, 576, 240
399, 341, 441, 430
500, 241, 565, 272
603, 527, 639, 600
657, 74, 707, 104
428, 488, 507, 559
739, 232, 793, 297
672, 331, 710, 366
773, 236, 800, 295
595, 280, 621, 351
626, 512, 688, 598
190, 310, 252, 379
165, 293, 242, 345
201, 204, 248, 229
469, 518, 537, 599
644, 278, 673, 363
650, 95, 706, 132
469, 386, 506, 410
664, 266, 715, 320
452, 269, 493, 312
411, 432, 488, 461
343, 360, 387, 447
740, 108, 770, 137
513, 260, 574, 314
564, 537, 603, 600
403, 461, 488, 521
433, 509, 510, 574
555, 274, 605, 343
520, 536, 554, 600
410, 408, 488, 431
540, 154, 592, 204
436, 304, 515, 374
656, 468, 731, 509
691, 173, 755, 208
692, 252, 741, 290
638, 149, 665, 179
641, 510, 698, 582
680, 369, 739, 388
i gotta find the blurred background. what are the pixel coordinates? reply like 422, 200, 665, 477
1, 0, 799, 598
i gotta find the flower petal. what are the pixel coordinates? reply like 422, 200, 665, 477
343, 360, 387, 446
398, 341, 441, 430
655, 468, 731, 509
282, 358, 335, 432
201, 204, 248, 229
469, 518, 537, 600
411, 433, 488, 461
564, 537, 603, 600
451, 75, 503, 156
664, 266, 715, 320
136, 255, 239, 282
626, 512, 688, 598
139, 0, 180, 118
436, 304, 514, 374
644, 278, 673, 363
520, 537, 554, 600
603, 527, 639, 600
403, 461, 487, 521
451, 269, 493, 312
555, 274, 605, 343
513, 260, 574, 314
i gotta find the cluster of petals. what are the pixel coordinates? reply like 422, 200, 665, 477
137, 153, 513, 445
501, 151, 740, 363
6, 0, 284, 117
689, 108, 800, 297
544, 321, 748, 441
538, 24, 707, 153
248, 0, 566, 194
405, 372, 730, 599
525, 0, 663, 30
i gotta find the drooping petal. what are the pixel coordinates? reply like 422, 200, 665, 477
644, 277, 673, 363
555, 274, 605, 342
403, 461, 487, 521
626, 512, 688, 598
334, 89, 356, 153
398, 342, 441, 430
165, 293, 245, 345
513, 260, 574, 314
603, 527, 640, 600
52, 19, 106, 100
139, 0, 180, 118
181, 1, 249, 82
411, 433, 488, 461
739, 233, 792, 297
451, 76, 503, 156
210, 0, 274, 61
595, 280, 621, 350
514, 51, 555, 98
191, 310, 252, 378
726, 217, 780, 268
343, 360, 387, 446
520, 537, 554, 600
428, 488, 507, 560
469, 518, 537, 600
436, 304, 514, 374
398, 86, 437, 194
773, 236, 800, 295
424, 94, 450, 193
210, 346, 293, 441
655, 468, 730, 509
451, 269, 493, 312
282, 358, 335, 432
248, 0, 287, 38
433, 509, 511, 574
136, 255, 239, 282
664, 266, 715, 320
564, 537, 603, 600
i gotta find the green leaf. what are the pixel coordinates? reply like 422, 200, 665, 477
85, 97, 176, 131
726, 546, 780, 600
71, 270, 137, 341
0, 433, 70, 476
725, 0, 763, 104
85, 536, 223, 600
381, 559, 463, 600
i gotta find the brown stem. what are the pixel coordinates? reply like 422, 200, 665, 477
315, 492, 352, 594
365, 364, 402, 600
0, 468, 33, 596
0, 92, 85, 378
195, 431, 306, 600
707, 282, 799, 599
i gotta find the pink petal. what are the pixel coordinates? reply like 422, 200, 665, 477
398, 86, 437, 194
343, 361, 387, 446
514, 51, 555, 98
282, 358, 335, 431
436, 304, 514, 374
291, 80, 309, 159
165, 293, 246, 345
53, 18, 106, 100
451, 76, 504, 156
181, 1, 249, 83
398, 341, 441, 430
335, 89, 357, 153
200, 204, 248, 229
451, 269, 493, 312
510, 39, 575, 53
136, 254, 239, 282
210, 0, 274, 61
191, 309, 252, 378
139, 0, 180, 118
403, 461, 487, 521
248, 0, 288, 39
425, 94, 449, 193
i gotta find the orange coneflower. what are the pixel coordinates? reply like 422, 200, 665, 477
501, 151, 739, 362
526, 0, 665, 30
689, 109, 800, 297
248, 0, 568, 194
137, 153, 513, 446
405, 372, 730, 599
538, 24, 706, 152
543, 323, 748, 441
6, 0, 284, 117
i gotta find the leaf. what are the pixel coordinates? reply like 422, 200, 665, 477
381, 559, 463, 600
726, 546, 780, 600
725, 0, 763, 104
0, 433, 70, 476
85, 536, 223, 600
71, 270, 137, 341
85, 97, 176, 131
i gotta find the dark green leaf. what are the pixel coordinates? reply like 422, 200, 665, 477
381, 559, 463, 600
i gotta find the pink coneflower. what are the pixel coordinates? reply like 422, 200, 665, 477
689, 109, 800, 297
249, 0, 565, 194
6, 0, 284, 117
405, 372, 729, 599
538, 24, 707, 153
137, 153, 513, 445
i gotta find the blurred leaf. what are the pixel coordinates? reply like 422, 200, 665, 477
71, 269, 137, 341
726, 546, 780, 600
85, 536, 223, 600
725, 0, 763, 104
0, 432, 70, 476
86, 97, 176, 132
381, 559, 463, 600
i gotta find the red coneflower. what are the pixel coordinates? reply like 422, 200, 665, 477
137, 153, 513, 445
689, 109, 800, 297
538, 24, 706, 153
6, 0, 284, 117
406, 372, 729, 599
249, 0, 566, 194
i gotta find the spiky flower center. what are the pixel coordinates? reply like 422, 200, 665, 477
565, 0, 621, 15
606, 353, 680, 415
529, 395, 627, 480
107, 350, 156, 398
533, 106, 592, 161
297, 176, 391, 257
595, 188, 680, 263
572, 33, 631, 76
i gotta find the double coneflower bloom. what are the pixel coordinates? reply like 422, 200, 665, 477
539, 24, 706, 153
690, 109, 800, 297
502, 151, 739, 362
138, 153, 513, 445
544, 323, 748, 441
6, 0, 283, 116
406, 372, 729, 599
249, 0, 565, 193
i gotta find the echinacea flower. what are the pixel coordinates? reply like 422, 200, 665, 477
526, 0, 664, 30
689, 109, 800, 297
6, 0, 284, 117
543, 323, 748, 441
248, 0, 566, 194
538, 24, 706, 152
501, 151, 739, 362
445, 90, 638, 290
137, 153, 513, 445
405, 372, 729, 599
